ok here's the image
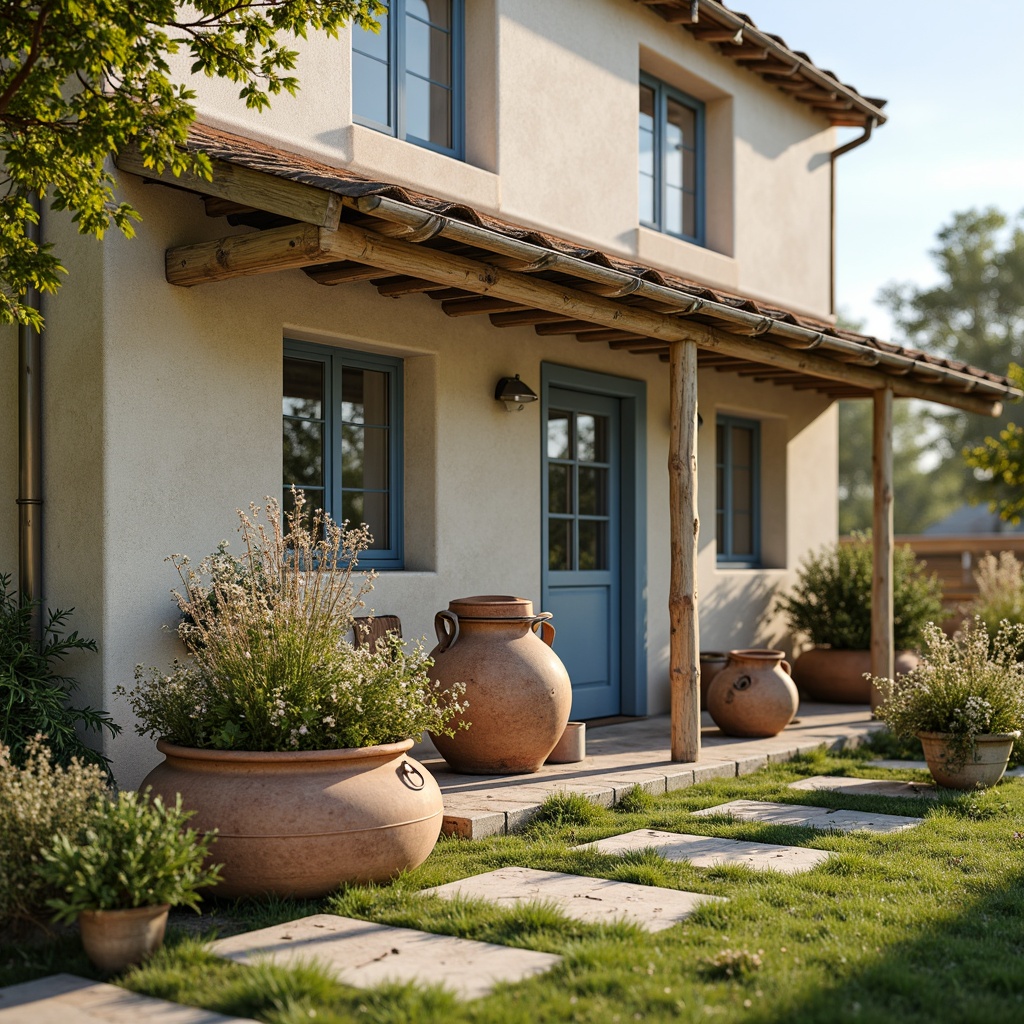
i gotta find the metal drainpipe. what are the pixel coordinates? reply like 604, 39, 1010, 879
830, 117, 876, 316
17, 193, 43, 642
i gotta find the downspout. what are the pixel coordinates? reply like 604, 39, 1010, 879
18, 193, 43, 642
830, 117, 876, 316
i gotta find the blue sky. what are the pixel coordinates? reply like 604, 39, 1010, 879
732, 1, 1024, 339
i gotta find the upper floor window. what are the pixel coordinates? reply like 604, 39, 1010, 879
283, 341, 404, 569
639, 74, 705, 246
716, 415, 759, 565
352, 0, 464, 158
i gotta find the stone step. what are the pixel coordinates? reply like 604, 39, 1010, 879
211, 914, 561, 1001
789, 775, 938, 799
0, 974, 255, 1023
693, 799, 923, 833
578, 828, 830, 873
423, 866, 725, 933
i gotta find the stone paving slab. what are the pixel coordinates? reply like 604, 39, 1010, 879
578, 828, 830, 874
866, 759, 929, 771
693, 799, 923, 833
423, 867, 725, 933
411, 705, 883, 839
0, 974, 253, 1023
789, 775, 938, 799
211, 914, 560, 1001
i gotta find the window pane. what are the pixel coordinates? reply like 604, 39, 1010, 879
731, 425, 753, 467
683, 191, 697, 239
353, 51, 390, 125
716, 510, 725, 555
639, 171, 656, 225
578, 466, 608, 517
577, 414, 608, 462
549, 464, 571, 514
683, 148, 696, 192
665, 121, 684, 189
342, 424, 389, 490
578, 520, 608, 571
285, 485, 325, 523
548, 412, 570, 459
665, 185, 683, 236
407, 0, 449, 29
405, 73, 451, 147
639, 83, 655, 128
341, 491, 390, 549
283, 420, 324, 489
283, 357, 323, 419
353, 10, 389, 60
549, 520, 572, 571
405, 17, 450, 85
732, 466, 751, 514
667, 98, 696, 151
342, 367, 389, 425
732, 511, 753, 556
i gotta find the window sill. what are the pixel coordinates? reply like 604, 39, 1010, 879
635, 227, 738, 291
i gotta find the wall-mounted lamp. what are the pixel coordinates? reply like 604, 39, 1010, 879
495, 374, 538, 412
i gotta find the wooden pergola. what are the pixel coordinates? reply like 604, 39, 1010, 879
117, 125, 1020, 764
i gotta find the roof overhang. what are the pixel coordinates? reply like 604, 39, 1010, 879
117, 124, 1018, 418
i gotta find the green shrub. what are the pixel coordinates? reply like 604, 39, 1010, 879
968, 551, 1024, 637
0, 737, 108, 926
0, 573, 119, 768
872, 619, 1024, 770
39, 789, 222, 922
775, 532, 944, 650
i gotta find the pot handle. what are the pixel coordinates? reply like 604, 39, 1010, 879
401, 760, 426, 791
781, 659, 792, 676
530, 612, 555, 647
434, 610, 459, 653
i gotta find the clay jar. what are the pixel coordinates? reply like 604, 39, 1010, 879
699, 651, 730, 709
707, 649, 799, 738
428, 595, 572, 774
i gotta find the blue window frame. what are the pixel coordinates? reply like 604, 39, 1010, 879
716, 415, 760, 565
639, 73, 705, 246
352, 0, 465, 159
283, 341, 404, 569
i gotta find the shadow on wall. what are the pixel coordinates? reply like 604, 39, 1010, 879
697, 573, 784, 653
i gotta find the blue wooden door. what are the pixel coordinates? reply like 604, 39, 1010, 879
543, 389, 622, 719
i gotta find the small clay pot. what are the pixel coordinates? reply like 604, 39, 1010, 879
707, 649, 799, 738
699, 652, 729, 709
918, 731, 1020, 790
78, 904, 169, 973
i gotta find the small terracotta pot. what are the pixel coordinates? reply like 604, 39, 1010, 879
707, 649, 799, 738
78, 904, 169, 973
428, 595, 572, 774
791, 648, 919, 704
699, 652, 729, 709
918, 731, 1020, 790
141, 739, 442, 898
545, 722, 586, 764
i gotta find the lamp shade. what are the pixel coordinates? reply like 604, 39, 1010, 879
494, 375, 538, 405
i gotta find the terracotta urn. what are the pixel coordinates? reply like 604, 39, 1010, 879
141, 739, 442, 898
707, 649, 799, 738
917, 730, 1020, 790
428, 595, 572, 774
78, 904, 169, 973
791, 648, 919, 704
699, 651, 730, 709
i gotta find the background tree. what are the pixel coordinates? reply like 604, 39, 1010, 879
1, 0, 383, 329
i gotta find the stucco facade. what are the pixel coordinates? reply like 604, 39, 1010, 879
2, 0, 843, 785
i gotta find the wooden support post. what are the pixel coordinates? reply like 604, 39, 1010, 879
871, 387, 895, 709
669, 339, 701, 762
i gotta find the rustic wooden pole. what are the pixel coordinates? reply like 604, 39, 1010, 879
871, 387, 895, 709
669, 339, 701, 761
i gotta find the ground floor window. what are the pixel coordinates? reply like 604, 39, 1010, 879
283, 340, 403, 568
716, 415, 759, 565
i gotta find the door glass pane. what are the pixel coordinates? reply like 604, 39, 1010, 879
548, 464, 571, 514
577, 414, 608, 462
549, 520, 572, 571
353, 53, 390, 126
578, 466, 608, 517
342, 368, 389, 425
283, 358, 323, 419
547, 412, 570, 459
578, 520, 608, 572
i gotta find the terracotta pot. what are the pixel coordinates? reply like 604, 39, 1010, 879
699, 651, 729, 710
78, 904, 169, 973
546, 722, 586, 764
791, 648, 920, 704
918, 730, 1020, 790
141, 739, 442, 899
707, 649, 799, 738
428, 595, 572, 774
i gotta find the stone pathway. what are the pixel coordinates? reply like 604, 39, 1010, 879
423, 866, 725, 932
210, 914, 561, 1000
789, 775, 938, 799
694, 799, 923, 833
580, 828, 831, 873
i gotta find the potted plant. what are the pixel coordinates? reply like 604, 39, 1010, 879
39, 790, 220, 973
119, 492, 467, 899
775, 532, 944, 702
872, 618, 1024, 789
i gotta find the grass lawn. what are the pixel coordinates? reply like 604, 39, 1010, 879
4, 745, 1024, 1023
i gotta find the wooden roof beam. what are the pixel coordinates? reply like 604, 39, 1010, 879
305, 262, 393, 285
376, 275, 448, 296
534, 320, 607, 336
489, 309, 573, 327
443, 296, 525, 316
576, 330, 648, 343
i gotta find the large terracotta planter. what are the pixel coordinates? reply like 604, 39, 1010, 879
791, 648, 919, 704
428, 595, 572, 774
141, 739, 442, 898
79, 904, 169, 973
918, 731, 1020, 790
707, 649, 799, 738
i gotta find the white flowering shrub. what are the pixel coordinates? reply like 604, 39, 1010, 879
0, 736, 108, 926
969, 551, 1024, 642
120, 493, 467, 751
872, 618, 1024, 770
